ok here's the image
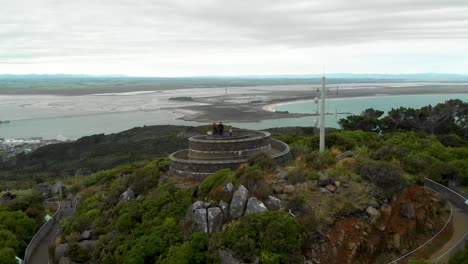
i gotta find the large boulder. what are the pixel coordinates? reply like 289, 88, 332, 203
400, 203, 415, 219
78, 240, 98, 252
207, 207, 223, 233
186, 201, 204, 219
229, 185, 249, 220
264, 195, 285, 210
54, 243, 69, 263
219, 200, 229, 222
218, 250, 244, 264
119, 187, 135, 202
245, 197, 268, 215
193, 208, 208, 233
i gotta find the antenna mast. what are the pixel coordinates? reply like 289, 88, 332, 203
319, 77, 326, 152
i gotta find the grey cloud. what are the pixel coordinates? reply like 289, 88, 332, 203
0, 0, 467, 63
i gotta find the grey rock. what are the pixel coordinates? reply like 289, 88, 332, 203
319, 188, 331, 194
366, 206, 381, 222
283, 185, 295, 194
80, 230, 92, 241
119, 187, 135, 202
53, 181, 64, 194
325, 184, 336, 193
219, 200, 229, 221
225, 183, 234, 195
203, 202, 212, 208
78, 240, 97, 252
186, 200, 204, 219
193, 208, 208, 232
401, 203, 415, 219
54, 243, 69, 263
35, 183, 53, 198
245, 197, 268, 215
218, 250, 244, 264
336, 150, 354, 160
229, 185, 249, 220
207, 207, 223, 233
264, 195, 285, 210
317, 175, 334, 187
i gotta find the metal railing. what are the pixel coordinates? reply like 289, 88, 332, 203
24, 198, 62, 264
388, 178, 468, 263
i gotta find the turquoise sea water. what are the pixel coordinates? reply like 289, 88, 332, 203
0, 93, 467, 140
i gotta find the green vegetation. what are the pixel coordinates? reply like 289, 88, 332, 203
0, 190, 44, 263
0, 125, 195, 185
221, 211, 303, 263
0, 99, 466, 263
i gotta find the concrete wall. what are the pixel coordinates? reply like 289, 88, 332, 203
424, 178, 468, 262
24, 199, 63, 264
425, 178, 468, 214
170, 139, 291, 180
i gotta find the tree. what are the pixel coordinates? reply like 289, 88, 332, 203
0, 247, 17, 264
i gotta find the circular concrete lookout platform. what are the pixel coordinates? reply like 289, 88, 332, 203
169, 130, 291, 180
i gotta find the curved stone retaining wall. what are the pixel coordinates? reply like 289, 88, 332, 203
170, 136, 291, 180
188, 131, 271, 160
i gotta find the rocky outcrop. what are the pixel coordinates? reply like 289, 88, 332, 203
229, 185, 249, 220
208, 207, 223, 233
193, 208, 208, 232
264, 195, 285, 210
119, 187, 135, 202
245, 197, 268, 215
220, 200, 229, 222
54, 243, 69, 263
186, 201, 204, 219
218, 250, 244, 264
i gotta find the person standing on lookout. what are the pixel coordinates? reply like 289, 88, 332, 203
218, 121, 224, 136
212, 122, 218, 136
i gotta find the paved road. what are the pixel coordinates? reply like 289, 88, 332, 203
430, 206, 468, 262
28, 201, 74, 264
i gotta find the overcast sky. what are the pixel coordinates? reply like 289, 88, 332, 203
1, 0, 468, 76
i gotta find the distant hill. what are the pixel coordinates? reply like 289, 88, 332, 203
0, 125, 207, 181
1, 73, 467, 95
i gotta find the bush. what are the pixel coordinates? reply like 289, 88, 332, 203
235, 166, 271, 200
161, 232, 210, 264
303, 151, 336, 171
248, 153, 277, 173
198, 169, 235, 200
356, 159, 404, 198
222, 211, 304, 263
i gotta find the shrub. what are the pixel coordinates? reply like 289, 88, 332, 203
161, 232, 210, 264
287, 168, 310, 185
303, 151, 336, 171
248, 153, 277, 173
198, 169, 235, 199
222, 211, 304, 263
235, 166, 271, 200
356, 159, 404, 198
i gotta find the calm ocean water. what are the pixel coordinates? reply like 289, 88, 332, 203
268, 93, 468, 129
0, 93, 467, 140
